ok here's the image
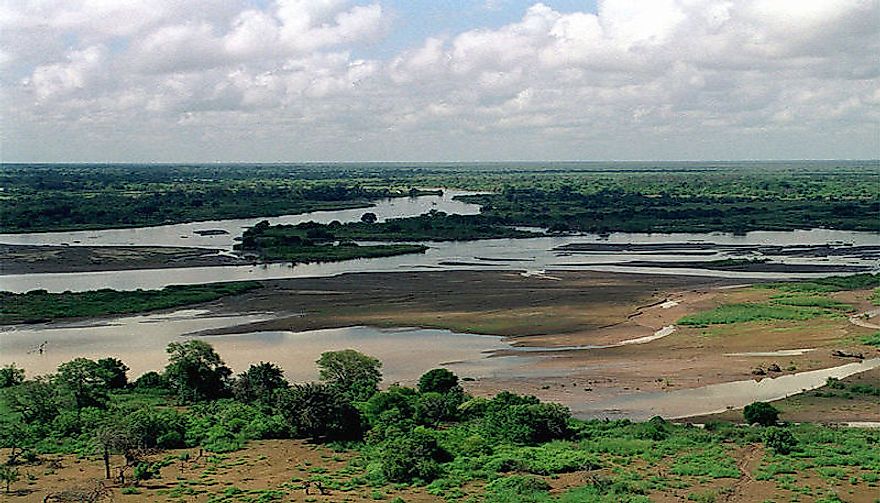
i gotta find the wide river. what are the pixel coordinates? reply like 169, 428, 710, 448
1, 190, 878, 419
0, 191, 877, 292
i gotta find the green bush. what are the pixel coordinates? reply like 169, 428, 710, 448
744, 402, 779, 426
418, 369, 460, 394
764, 427, 798, 455
380, 428, 449, 483
484, 475, 549, 502
483, 399, 571, 444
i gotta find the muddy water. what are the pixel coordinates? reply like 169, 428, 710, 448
0, 310, 530, 383
0, 190, 483, 249
572, 358, 880, 421
3, 231, 878, 293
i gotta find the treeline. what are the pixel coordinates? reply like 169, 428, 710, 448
0, 343, 573, 488
460, 186, 880, 233
238, 210, 534, 252
1, 184, 388, 233
0, 282, 261, 324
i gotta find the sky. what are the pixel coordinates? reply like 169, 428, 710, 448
1, 0, 878, 163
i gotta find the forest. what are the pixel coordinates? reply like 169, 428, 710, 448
2, 161, 877, 233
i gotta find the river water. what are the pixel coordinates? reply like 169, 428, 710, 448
1, 190, 878, 419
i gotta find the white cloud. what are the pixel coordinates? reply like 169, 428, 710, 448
2, 0, 878, 161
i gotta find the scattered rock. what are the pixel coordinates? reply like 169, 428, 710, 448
767, 363, 781, 373
751, 367, 767, 376
832, 350, 864, 360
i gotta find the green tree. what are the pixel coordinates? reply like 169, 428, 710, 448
0, 464, 19, 493
417, 368, 460, 394
317, 350, 382, 402
164, 341, 231, 403
96, 358, 129, 389
361, 212, 377, 223
0, 364, 25, 388
744, 401, 779, 426
56, 358, 112, 409
381, 428, 449, 483
232, 362, 288, 404
764, 427, 798, 454
278, 383, 361, 442
6, 378, 63, 424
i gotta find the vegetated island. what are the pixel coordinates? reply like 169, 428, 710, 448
233, 211, 537, 263
0, 282, 261, 324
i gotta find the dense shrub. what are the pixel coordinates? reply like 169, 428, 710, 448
744, 402, 779, 426
418, 368, 460, 394
484, 475, 550, 502
483, 399, 571, 444
764, 427, 798, 455
381, 428, 450, 483
278, 383, 362, 442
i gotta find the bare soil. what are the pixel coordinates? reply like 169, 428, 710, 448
0, 244, 248, 274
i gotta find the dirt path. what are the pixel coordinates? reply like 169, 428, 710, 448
723, 444, 763, 502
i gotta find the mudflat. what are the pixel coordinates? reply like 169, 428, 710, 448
0, 244, 248, 274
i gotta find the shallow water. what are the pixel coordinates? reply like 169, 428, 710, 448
0, 310, 533, 383
572, 358, 880, 420
0, 190, 483, 249
2, 231, 877, 292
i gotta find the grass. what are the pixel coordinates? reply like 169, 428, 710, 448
860, 332, 880, 347
0, 281, 261, 324
769, 294, 853, 310
758, 274, 880, 294
678, 303, 828, 326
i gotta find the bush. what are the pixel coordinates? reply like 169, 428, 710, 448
381, 429, 449, 483
418, 369, 460, 394
0, 364, 25, 388
764, 427, 798, 455
483, 400, 571, 444
485, 475, 549, 502
743, 402, 779, 426
133, 371, 168, 391
278, 383, 362, 442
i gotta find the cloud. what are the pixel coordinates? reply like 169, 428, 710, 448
2, 0, 878, 161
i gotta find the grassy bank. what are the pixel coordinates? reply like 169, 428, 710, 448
251, 242, 429, 264
0, 282, 261, 324
679, 274, 877, 326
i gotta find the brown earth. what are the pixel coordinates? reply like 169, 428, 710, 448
5, 438, 877, 503
0, 244, 248, 274
194, 271, 879, 420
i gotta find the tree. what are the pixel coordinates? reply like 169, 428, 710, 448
0, 364, 25, 388
483, 394, 571, 444
56, 358, 111, 409
764, 427, 797, 455
96, 358, 129, 389
381, 428, 449, 483
133, 371, 167, 391
278, 383, 361, 442
317, 350, 382, 402
94, 424, 133, 480
0, 464, 19, 493
744, 401, 779, 426
6, 378, 63, 424
360, 212, 377, 224
418, 368, 459, 394
164, 341, 232, 403
232, 362, 288, 404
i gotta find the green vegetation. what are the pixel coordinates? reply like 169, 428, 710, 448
759, 274, 880, 294
678, 303, 829, 325
743, 401, 779, 426
680, 274, 875, 326
860, 332, 880, 347
0, 281, 261, 324
2, 345, 879, 501
4, 161, 877, 233
234, 211, 538, 263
